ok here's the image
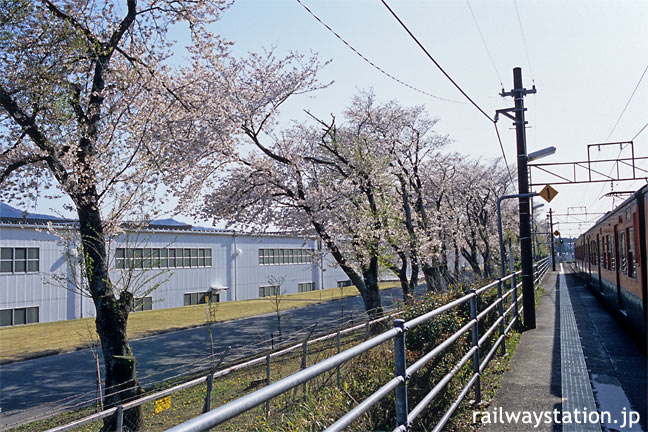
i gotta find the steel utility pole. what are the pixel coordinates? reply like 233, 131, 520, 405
549, 209, 556, 271
498, 67, 537, 329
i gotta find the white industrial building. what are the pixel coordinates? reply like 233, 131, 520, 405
0, 204, 350, 327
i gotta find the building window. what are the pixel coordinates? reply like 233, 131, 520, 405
132, 297, 153, 312
184, 291, 212, 306
0, 247, 39, 273
258, 248, 313, 265
298, 282, 315, 293
337, 280, 352, 288
116, 248, 212, 270
259, 285, 280, 298
0, 307, 39, 326
627, 227, 636, 278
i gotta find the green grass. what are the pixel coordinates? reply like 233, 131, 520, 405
6, 328, 368, 432
0, 282, 398, 363
5, 275, 551, 431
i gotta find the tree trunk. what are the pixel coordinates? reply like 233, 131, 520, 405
361, 256, 383, 318
389, 251, 414, 305
408, 257, 419, 300
422, 257, 443, 292
453, 239, 460, 282
461, 247, 483, 278
77, 203, 142, 431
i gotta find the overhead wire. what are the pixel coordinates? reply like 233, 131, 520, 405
606, 63, 648, 141
466, 0, 504, 88
513, 0, 535, 84
378, 0, 515, 186
587, 63, 648, 209
631, 119, 648, 141
295, 0, 463, 104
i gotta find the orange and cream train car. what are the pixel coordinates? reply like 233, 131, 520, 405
574, 184, 647, 348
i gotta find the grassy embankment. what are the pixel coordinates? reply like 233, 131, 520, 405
6, 275, 550, 432
0, 282, 398, 363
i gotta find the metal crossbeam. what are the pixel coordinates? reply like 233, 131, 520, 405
528, 156, 648, 186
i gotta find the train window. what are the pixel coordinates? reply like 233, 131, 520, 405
590, 241, 596, 265
620, 232, 627, 275
627, 228, 636, 278
606, 236, 611, 270
609, 235, 615, 270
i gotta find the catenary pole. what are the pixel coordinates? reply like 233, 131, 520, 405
549, 208, 556, 271
513, 67, 536, 330
498, 67, 537, 330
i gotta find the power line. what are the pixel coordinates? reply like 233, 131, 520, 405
631, 119, 648, 141
606, 63, 648, 141
494, 122, 515, 185
465, 0, 504, 88
379, 0, 515, 185
379, 0, 494, 122
585, 64, 648, 208
513, 0, 535, 83
295, 0, 463, 104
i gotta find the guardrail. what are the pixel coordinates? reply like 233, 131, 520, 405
167, 257, 550, 432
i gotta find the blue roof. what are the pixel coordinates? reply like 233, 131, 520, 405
0, 203, 232, 232
0, 203, 67, 221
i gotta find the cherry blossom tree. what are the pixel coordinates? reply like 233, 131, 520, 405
0, 1, 322, 428
450, 158, 513, 279
336, 92, 452, 297
199, 116, 390, 316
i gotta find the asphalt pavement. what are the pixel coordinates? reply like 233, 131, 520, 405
0, 286, 410, 428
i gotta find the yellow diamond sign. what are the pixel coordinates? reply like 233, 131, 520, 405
538, 184, 558, 203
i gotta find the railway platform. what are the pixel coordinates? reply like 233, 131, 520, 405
478, 264, 647, 432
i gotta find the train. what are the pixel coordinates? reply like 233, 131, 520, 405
573, 184, 647, 350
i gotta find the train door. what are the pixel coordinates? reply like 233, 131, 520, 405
614, 225, 623, 309
587, 238, 592, 281
597, 234, 602, 291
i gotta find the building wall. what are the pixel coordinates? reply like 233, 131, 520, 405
0, 225, 71, 324
0, 224, 350, 325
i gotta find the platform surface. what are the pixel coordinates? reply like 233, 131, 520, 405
478, 264, 647, 432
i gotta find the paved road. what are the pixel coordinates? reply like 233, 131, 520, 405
0, 287, 411, 427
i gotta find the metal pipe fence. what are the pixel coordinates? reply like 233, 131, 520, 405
167, 259, 550, 432
42, 308, 400, 432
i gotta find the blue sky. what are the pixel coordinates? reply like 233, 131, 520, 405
212, 0, 648, 237
17, 0, 648, 237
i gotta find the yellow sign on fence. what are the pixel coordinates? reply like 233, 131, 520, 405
154, 395, 171, 414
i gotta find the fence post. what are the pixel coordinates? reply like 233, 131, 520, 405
94, 347, 103, 411
393, 319, 408, 430
364, 321, 370, 341
115, 405, 123, 432
265, 354, 271, 416
301, 338, 308, 398
497, 277, 506, 356
336, 329, 341, 388
470, 289, 481, 404
203, 345, 230, 414
203, 373, 213, 413
509, 239, 518, 321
